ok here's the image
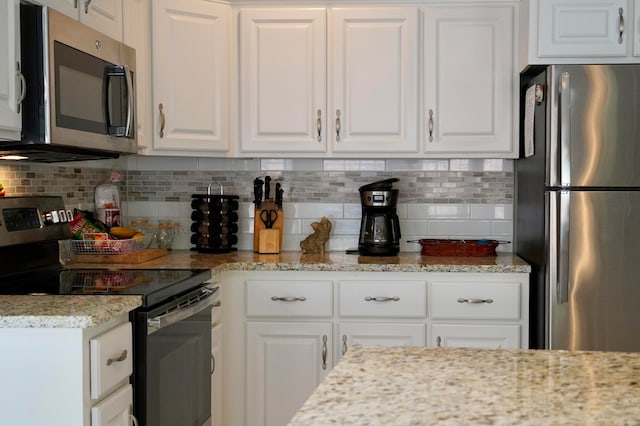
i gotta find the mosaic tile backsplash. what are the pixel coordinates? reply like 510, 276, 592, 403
0, 157, 514, 252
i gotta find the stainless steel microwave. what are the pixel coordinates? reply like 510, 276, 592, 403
0, 4, 137, 162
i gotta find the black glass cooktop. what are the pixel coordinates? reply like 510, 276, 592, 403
0, 268, 212, 308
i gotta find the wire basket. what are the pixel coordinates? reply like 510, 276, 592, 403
71, 233, 152, 255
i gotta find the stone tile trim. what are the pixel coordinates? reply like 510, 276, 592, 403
0, 164, 512, 206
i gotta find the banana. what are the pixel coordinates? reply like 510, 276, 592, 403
110, 227, 139, 239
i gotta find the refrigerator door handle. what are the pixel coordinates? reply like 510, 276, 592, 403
559, 72, 572, 187
556, 190, 571, 303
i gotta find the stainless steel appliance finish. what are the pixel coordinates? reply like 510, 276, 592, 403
516, 64, 640, 351
358, 178, 401, 256
0, 4, 137, 162
0, 196, 215, 425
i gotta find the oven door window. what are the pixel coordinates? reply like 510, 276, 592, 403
53, 41, 130, 136
144, 305, 212, 426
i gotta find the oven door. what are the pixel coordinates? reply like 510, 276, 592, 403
134, 286, 217, 426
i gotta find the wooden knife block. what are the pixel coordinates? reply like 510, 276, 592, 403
254, 200, 283, 253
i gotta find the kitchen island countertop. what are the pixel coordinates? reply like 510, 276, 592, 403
289, 345, 640, 426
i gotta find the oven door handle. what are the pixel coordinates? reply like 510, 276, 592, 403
147, 287, 218, 335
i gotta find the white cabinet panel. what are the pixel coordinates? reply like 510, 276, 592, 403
0, 0, 21, 141
239, 8, 327, 153
430, 323, 520, 349
246, 280, 333, 317
330, 7, 419, 153
424, 5, 516, 156
90, 384, 134, 426
538, 0, 629, 57
338, 280, 426, 318
152, 0, 229, 153
247, 321, 332, 426
40, 0, 123, 41
429, 281, 521, 320
338, 322, 425, 361
90, 321, 133, 400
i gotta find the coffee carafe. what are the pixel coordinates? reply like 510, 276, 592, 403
358, 178, 401, 256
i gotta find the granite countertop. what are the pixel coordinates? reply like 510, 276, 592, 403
71, 250, 532, 274
1, 251, 529, 329
0, 295, 141, 328
289, 345, 640, 426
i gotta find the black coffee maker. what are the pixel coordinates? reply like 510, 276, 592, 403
358, 178, 401, 256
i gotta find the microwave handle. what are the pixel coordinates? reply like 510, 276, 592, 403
105, 65, 134, 138
123, 65, 134, 138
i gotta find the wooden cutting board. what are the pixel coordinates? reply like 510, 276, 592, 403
73, 248, 168, 264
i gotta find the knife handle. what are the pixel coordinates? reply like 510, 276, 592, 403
264, 176, 271, 200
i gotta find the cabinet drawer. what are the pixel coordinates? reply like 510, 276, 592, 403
91, 384, 133, 426
246, 280, 333, 317
429, 282, 520, 320
90, 322, 133, 400
430, 323, 520, 349
338, 281, 426, 318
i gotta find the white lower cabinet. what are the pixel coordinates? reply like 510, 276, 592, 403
0, 316, 134, 426
221, 270, 529, 426
247, 322, 333, 426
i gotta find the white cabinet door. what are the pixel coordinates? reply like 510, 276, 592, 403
538, 0, 629, 57
40, 0, 123, 41
152, 0, 229, 153
424, 5, 516, 157
0, 0, 21, 141
330, 7, 419, 154
123, 0, 151, 154
430, 323, 520, 349
247, 321, 332, 426
239, 8, 327, 154
337, 322, 425, 361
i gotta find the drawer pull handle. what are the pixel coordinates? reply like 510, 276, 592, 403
457, 298, 493, 304
271, 296, 307, 302
365, 296, 400, 302
342, 334, 348, 355
106, 349, 128, 366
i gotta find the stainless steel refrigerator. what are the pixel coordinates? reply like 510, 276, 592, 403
516, 64, 640, 352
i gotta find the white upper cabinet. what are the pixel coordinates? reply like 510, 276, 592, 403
238, 6, 419, 156
239, 8, 327, 154
0, 0, 22, 141
151, 0, 229, 154
329, 7, 419, 154
424, 5, 517, 157
40, 0, 124, 41
521, 0, 640, 67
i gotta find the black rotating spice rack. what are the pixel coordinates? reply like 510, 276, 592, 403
190, 185, 239, 253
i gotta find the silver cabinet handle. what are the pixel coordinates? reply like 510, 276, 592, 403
342, 334, 348, 355
457, 298, 494, 304
106, 349, 128, 366
436, 336, 442, 347
335, 109, 341, 141
16, 62, 26, 114
619, 8, 624, 44
211, 354, 215, 374
321, 335, 328, 370
130, 411, 139, 426
270, 296, 306, 302
364, 296, 400, 302
159, 103, 165, 138
84, 0, 92, 14
316, 109, 322, 142
74, 0, 78, 9
428, 109, 434, 142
